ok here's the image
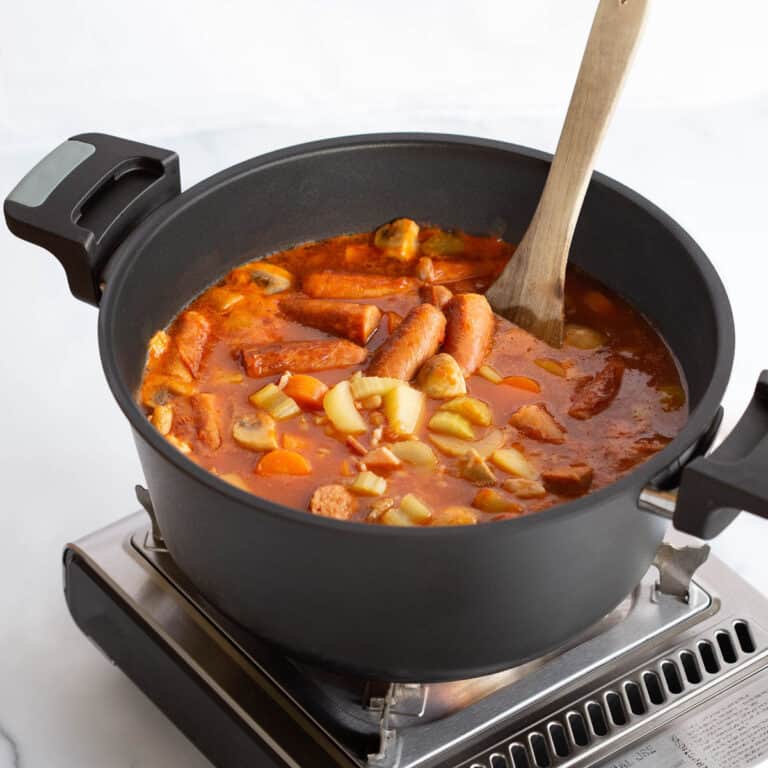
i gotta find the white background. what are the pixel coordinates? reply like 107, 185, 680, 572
2, 1, 768, 766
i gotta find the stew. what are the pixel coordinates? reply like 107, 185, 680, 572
139, 219, 687, 526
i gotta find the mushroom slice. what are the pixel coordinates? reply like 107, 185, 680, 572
232, 412, 278, 452
249, 263, 295, 294
374, 218, 420, 262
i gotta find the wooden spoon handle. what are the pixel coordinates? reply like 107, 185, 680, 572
542, 0, 648, 246
486, 0, 649, 345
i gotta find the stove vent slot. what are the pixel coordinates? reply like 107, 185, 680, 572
660, 659, 684, 694
697, 639, 720, 673
585, 700, 607, 736
735, 620, 755, 653
680, 650, 702, 683
623, 680, 646, 715
460, 620, 762, 768
528, 732, 550, 767
642, 670, 665, 704
509, 744, 530, 768
566, 711, 589, 746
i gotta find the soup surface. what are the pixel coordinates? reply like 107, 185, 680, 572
139, 220, 687, 526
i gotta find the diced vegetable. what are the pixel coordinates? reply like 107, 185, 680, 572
361, 394, 382, 409
420, 231, 464, 258
472, 488, 523, 515
350, 376, 401, 400
457, 449, 497, 485
490, 448, 538, 479
220, 473, 249, 491
477, 364, 503, 384
362, 447, 402, 470
389, 440, 438, 467
233, 412, 278, 452
428, 411, 475, 440
381, 507, 415, 526
283, 374, 329, 410
309, 484, 358, 519
429, 428, 505, 459
249, 263, 294, 294
323, 380, 367, 434
434, 506, 477, 526
416, 354, 467, 399
349, 470, 387, 496
564, 324, 606, 350
212, 370, 244, 385
249, 383, 301, 421
534, 358, 567, 378
207, 287, 244, 312
148, 330, 170, 362
399, 494, 432, 524
150, 404, 173, 435
440, 396, 492, 426
256, 449, 312, 476
500, 376, 541, 393
502, 478, 547, 499
509, 404, 565, 444
383, 384, 425, 435
373, 218, 420, 262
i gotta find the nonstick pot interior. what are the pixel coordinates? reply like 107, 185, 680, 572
102, 135, 731, 429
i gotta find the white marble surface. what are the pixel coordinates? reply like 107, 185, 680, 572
3, 1, 768, 766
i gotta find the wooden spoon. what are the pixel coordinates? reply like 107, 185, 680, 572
485, 0, 649, 347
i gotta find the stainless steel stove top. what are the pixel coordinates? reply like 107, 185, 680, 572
63, 511, 768, 768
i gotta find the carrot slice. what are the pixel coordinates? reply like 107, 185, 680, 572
256, 449, 312, 476
283, 375, 329, 410
500, 376, 541, 393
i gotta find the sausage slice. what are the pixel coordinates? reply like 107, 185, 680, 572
442, 293, 494, 376
367, 303, 446, 381
242, 339, 367, 378
568, 359, 625, 420
309, 484, 358, 520
280, 297, 382, 344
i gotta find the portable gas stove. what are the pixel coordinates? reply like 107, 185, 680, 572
64, 500, 768, 768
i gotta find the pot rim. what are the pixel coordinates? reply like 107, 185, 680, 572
98, 132, 735, 538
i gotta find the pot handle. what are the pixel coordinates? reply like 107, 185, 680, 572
674, 371, 768, 538
4, 133, 180, 305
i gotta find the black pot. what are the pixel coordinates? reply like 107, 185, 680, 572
6, 132, 768, 682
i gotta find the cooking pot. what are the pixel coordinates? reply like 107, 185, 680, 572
6, 132, 768, 681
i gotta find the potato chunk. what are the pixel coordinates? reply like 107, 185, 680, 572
374, 218, 420, 262
440, 396, 492, 426
383, 384, 425, 435
428, 411, 475, 440
232, 412, 278, 452
324, 380, 367, 434
509, 404, 565, 444
502, 478, 547, 499
416, 354, 466, 399
457, 449, 497, 486
472, 488, 522, 515
489, 448, 538, 480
